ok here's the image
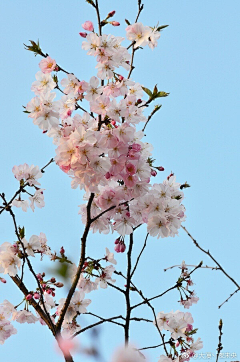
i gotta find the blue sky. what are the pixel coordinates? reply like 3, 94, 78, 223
0, 0, 240, 361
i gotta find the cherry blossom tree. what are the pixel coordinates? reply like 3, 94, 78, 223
0, 1, 239, 361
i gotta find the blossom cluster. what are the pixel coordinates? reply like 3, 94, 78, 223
156, 310, 203, 361
11, 164, 44, 212
23, 25, 186, 242
178, 261, 199, 309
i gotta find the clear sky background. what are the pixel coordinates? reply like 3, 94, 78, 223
0, 0, 240, 361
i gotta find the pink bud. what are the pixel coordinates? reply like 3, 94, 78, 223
119, 75, 124, 81
105, 172, 111, 180
126, 211, 130, 217
42, 272, 45, 277
0, 278, 6, 284
111, 21, 120, 26
114, 244, 121, 253
108, 10, 116, 18
34, 293, 40, 300
26, 294, 33, 301
42, 283, 46, 289
47, 289, 52, 295
43, 130, 47, 134
167, 172, 174, 180
50, 277, 56, 283
119, 243, 126, 253
60, 246, 65, 255
79, 32, 87, 38
55, 282, 64, 288
186, 323, 193, 332
52, 292, 55, 297
111, 120, 116, 126
54, 65, 60, 72
82, 21, 94, 32
175, 341, 180, 347
114, 237, 120, 244
151, 169, 157, 177
156, 166, 164, 171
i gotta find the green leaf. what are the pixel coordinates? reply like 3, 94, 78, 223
157, 25, 169, 31
125, 19, 131, 26
54, 262, 69, 279
153, 84, 158, 96
142, 86, 152, 98
23, 40, 42, 57
155, 91, 169, 98
19, 226, 25, 239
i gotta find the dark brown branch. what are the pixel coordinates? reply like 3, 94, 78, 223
124, 233, 134, 345
139, 342, 170, 351
56, 193, 95, 331
218, 288, 240, 309
142, 106, 162, 132
91, 198, 134, 223
11, 275, 54, 332
131, 262, 202, 310
181, 225, 240, 300
72, 313, 124, 338
131, 233, 148, 278
216, 319, 223, 362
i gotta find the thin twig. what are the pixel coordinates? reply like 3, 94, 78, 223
72, 314, 124, 339
181, 225, 240, 300
142, 106, 162, 132
218, 288, 240, 309
131, 233, 148, 278
164, 264, 219, 272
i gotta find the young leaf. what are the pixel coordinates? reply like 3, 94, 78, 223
156, 91, 169, 98
157, 25, 169, 31
142, 86, 152, 98
125, 19, 131, 26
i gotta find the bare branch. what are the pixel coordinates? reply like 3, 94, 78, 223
181, 225, 240, 302
216, 319, 223, 362
131, 233, 148, 278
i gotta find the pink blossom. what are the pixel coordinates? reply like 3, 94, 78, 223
82, 21, 94, 32
39, 56, 56, 74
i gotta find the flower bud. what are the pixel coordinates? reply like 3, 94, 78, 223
156, 166, 164, 171
34, 293, 40, 300
151, 169, 157, 177
79, 32, 87, 38
111, 21, 120, 26
54, 65, 59, 72
47, 289, 52, 295
0, 278, 6, 284
55, 282, 64, 288
175, 341, 180, 347
119, 75, 124, 81
119, 243, 126, 253
82, 21, 94, 32
60, 246, 65, 255
26, 294, 33, 301
114, 244, 121, 253
50, 277, 56, 283
42, 272, 45, 277
108, 10, 116, 18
